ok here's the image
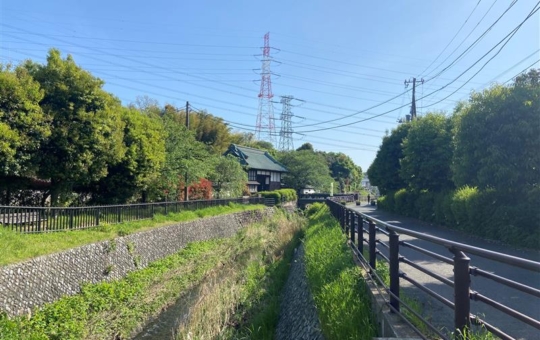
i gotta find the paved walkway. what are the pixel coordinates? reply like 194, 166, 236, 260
351, 204, 540, 340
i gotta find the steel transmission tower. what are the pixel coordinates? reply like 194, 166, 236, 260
255, 32, 276, 145
279, 96, 294, 151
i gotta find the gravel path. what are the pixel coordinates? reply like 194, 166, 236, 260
275, 244, 325, 340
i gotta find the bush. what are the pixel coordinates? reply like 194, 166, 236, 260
451, 186, 479, 231
414, 190, 435, 222
258, 191, 281, 205
433, 191, 451, 226
259, 189, 297, 205
277, 188, 297, 203
394, 189, 416, 216
376, 192, 395, 212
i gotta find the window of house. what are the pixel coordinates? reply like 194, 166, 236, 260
248, 170, 256, 181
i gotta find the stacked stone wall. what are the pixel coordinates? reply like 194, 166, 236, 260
0, 208, 274, 316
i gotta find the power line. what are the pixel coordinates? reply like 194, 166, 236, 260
424, 0, 518, 82
419, 0, 483, 77
422, 0, 500, 79
420, 2, 540, 108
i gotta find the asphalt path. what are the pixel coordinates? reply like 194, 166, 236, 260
351, 204, 540, 340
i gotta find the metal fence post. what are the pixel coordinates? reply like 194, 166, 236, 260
368, 220, 377, 271
453, 249, 471, 335
69, 209, 74, 230
345, 209, 350, 235
358, 217, 364, 254
350, 213, 356, 244
95, 208, 100, 226
389, 230, 400, 312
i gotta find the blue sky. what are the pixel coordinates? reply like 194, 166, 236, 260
1, 0, 538, 172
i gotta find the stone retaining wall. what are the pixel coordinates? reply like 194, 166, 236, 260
0, 208, 274, 317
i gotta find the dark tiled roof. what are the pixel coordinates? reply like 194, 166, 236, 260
225, 144, 288, 172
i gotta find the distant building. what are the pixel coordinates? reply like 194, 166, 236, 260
224, 144, 288, 194
361, 177, 370, 189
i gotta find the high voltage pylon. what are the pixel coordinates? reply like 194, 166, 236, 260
278, 95, 304, 151
255, 32, 277, 146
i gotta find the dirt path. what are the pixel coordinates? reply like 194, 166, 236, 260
352, 204, 540, 339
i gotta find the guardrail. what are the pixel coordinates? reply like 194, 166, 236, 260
326, 199, 540, 340
0, 197, 265, 233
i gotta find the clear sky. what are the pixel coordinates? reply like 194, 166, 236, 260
1, 0, 538, 172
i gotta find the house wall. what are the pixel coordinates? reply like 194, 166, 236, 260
0, 208, 275, 317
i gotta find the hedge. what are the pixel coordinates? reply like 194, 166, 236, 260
258, 189, 298, 205
376, 187, 539, 249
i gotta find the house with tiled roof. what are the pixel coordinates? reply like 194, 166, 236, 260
224, 144, 288, 193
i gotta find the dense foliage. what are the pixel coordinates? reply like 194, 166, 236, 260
1, 49, 366, 206
370, 69, 540, 248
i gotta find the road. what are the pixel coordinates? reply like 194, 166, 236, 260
351, 204, 540, 340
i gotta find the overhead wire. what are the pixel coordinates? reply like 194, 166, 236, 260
419, 0, 483, 77
424, 0, 518, 82
420, 1, 540, 108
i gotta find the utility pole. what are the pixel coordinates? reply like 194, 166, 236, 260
404, 78, 424, 120
184, 101, 189, 202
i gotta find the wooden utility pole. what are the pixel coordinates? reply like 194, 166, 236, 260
184, 101, 190, 202
404, 78, 424, 120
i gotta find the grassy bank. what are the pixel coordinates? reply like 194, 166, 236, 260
0, 209, 304, 340
0, 203, 263, 266
303, 203, 377, 339
175, 210, 305, 339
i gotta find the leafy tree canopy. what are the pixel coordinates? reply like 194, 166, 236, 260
0, 65, 49, 177
367, 123, 411, 195
453, 69, 540, 193
400, 113, 454, 192
208, 155, 247, 198
24, 49, 126, 204
277, 150, 334, 192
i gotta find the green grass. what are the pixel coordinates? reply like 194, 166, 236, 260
303, 203, 377, 340
0, 208, 304, 340
175, 209, 306, 340
0, 203, 264, 266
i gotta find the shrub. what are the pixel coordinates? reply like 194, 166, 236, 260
277, 188, 297, 203
414, 190, 435, 222
259, 191, 281, 205
433, 191, 451, 226
376, 191, 395, 212
451, 186, 479, 231
394, 189, 416, 216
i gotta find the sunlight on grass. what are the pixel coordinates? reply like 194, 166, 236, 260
0, 203, 264, 266
303, 203, 377, 340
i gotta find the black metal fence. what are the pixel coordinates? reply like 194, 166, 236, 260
0, 197, 265, 233
327, 200, 540, 340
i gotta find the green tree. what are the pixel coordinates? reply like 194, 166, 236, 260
0, 65, 49, 178
188, 110, 232, 154
324, 152, 362, 192
367, 123, 411, 195
208, 155, 247, 198
24, 49, 125, 205
277, 150, 334, 192
453, 69, 540, 193
153, 106, 212, 201
296, 142, 314, 151
88, 108, 166, 203
400, 113, 454, 192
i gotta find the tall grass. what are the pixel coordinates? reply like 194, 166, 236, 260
0, 203, 264, 266
303, 203, 377, 339
0, 208, 304, 340
175, 210, 305, 339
